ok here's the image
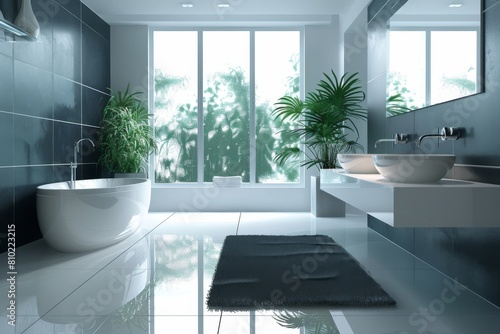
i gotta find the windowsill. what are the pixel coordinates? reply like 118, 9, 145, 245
152, 182, 305, 189
149, 179, 311, 211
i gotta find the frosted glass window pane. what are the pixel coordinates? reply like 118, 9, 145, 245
388, 31, 426, 110
255, 31, 300, 183
153, 31, 198, 183
203, 31, 250, 182
431, 31, 478, 105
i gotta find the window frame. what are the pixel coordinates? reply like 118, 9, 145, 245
148, 27, 305, 188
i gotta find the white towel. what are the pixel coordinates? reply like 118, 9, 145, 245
213, 176, 242, 187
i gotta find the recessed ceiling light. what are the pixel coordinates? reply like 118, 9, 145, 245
180, 2, 194, 8
449, 3, 463, 8
217, 3, 230, 8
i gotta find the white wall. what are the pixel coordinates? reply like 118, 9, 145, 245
340, 0, 372, 34
110, 25, 150, 97
110, 19, 342, 212
304, 17, 341, 92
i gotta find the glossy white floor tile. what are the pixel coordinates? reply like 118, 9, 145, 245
2, 212, 500, 333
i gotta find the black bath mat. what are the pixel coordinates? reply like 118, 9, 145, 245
207, 235, 395, 310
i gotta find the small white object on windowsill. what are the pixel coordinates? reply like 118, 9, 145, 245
213, 176, 242, 187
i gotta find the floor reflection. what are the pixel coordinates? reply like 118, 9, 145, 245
2, 212, 500, 334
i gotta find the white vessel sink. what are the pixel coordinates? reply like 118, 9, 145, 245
372, 154, 455, 183
338, 154, 378, 174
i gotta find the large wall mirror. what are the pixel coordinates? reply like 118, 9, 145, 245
386, 0, 483, 117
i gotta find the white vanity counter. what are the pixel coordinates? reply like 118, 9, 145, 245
320, 171, 500, 228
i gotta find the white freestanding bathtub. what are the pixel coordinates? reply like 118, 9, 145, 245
37, 178, 151, 252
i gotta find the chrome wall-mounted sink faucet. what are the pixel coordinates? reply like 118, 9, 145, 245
417, 127, 460, 146
375, 133, 408, 148
70, 138, 96, 189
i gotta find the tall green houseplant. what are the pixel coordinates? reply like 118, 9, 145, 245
272, 70, 367, 170
99, 85, 156, 175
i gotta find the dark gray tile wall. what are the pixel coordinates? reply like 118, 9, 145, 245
0, 0, 109, 253
367, 0, 500, 307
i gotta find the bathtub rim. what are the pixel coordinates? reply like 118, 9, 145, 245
37, 178, 151, 196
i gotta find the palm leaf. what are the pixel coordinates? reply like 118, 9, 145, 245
272, 96, 305, 122
273, 310, 340, 334
274, 147, 302, 167
386, 93, 412, 116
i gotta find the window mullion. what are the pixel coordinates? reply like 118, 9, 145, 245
249, 30, 256, 184
426, 30, 431, 106
197, 30, 204, 184
476, 29, 482, 93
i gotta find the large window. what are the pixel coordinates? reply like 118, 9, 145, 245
152, 29, 301, 185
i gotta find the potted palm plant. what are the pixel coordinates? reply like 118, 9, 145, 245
98, 84, 156, 177
272, 70, 367, 179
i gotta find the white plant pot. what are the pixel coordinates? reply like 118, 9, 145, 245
320, 168, 337, 183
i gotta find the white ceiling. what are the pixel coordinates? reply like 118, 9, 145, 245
80, 0, 366, 25
397, 0, 480, 15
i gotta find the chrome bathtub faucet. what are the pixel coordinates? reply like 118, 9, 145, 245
70, 138, 96, 189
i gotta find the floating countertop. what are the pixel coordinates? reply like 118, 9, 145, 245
320, 171, 500, 228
